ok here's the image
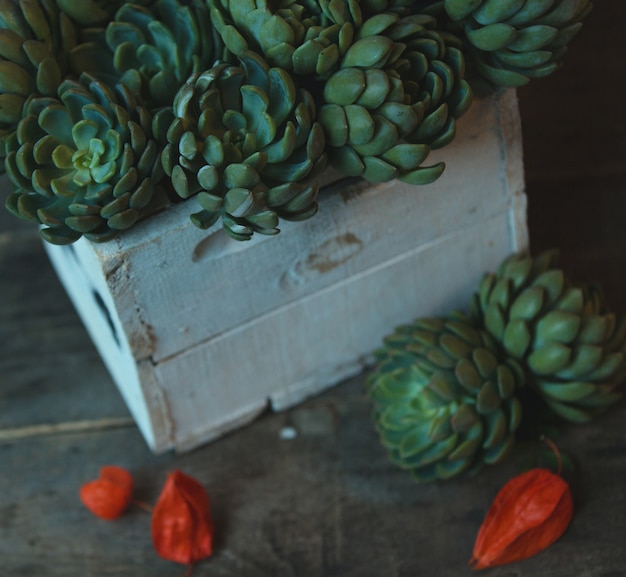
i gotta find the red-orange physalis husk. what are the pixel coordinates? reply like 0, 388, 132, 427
79, 466, 134, 520
151, 470, 214, 565
470, 468, 573, 569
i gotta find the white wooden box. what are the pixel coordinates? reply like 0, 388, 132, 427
42, 88, 527, 453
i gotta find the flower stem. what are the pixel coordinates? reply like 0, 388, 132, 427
540, 435, 562, 476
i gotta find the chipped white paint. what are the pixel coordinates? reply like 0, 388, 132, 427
43, 88, 528, 453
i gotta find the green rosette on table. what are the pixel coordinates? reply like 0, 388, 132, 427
443, 0, 593, 86
367, 315, 525, 482
70, 0, 221, 108
319, 13, 472, 183
4, 74, 166, 245
161, 51, 327, 241
473, 250, 626, 422
208, 0, 362, 78
1, 0, 78, 172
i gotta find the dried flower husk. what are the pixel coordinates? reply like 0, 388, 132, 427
4, 73, 166, 244
319, 12, 472, 183
70, 0, 222, 108
473, 250, 626, 423
470, 467, 573, 569
0, 0, 77, 171
79, 465, 134, 520
367, 314, 525, 482
444, 0, 594, 86
151, 470, 214, 565
161, 50, 327, 240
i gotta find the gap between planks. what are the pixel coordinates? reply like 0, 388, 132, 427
0, 417, 135, 444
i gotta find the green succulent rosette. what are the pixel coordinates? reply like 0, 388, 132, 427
1, 0, 78, 171
4, 74, 166, 244
319, 12, 472, 183
443, 0, 593, 86
473, 250, 626, 422
208, 0, 362, 78
161, 50, 327, 241
70, 0, 221, 108
367, 315, 525, 482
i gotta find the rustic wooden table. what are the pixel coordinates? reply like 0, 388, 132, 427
2, 4, 625, 576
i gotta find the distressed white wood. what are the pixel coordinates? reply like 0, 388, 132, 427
42, 88, 528, 453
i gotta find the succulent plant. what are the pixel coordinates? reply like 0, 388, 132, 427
367, 315, 525, 482
70, 0, 221, 108
443, 0, 594, 86
161, 50, 327, 240
208, 0, 363, 78
4, 73, 166, 244
1, 0, 77, 171
319, 12, 473, 183
360, 0, 436, 18
473, 250, 626, 423
55, 0, 125, 27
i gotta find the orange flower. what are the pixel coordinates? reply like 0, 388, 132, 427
151, 470, 214, 565
470, 467, 573, 569
80, 466, 134, 520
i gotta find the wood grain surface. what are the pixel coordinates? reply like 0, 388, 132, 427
1, 2, 625, 576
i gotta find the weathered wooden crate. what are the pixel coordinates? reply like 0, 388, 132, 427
41, 88, 527, 453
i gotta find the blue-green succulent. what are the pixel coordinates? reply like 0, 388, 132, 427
161, 50, 327, 240
55, 0, 126, 27
360, 0, 433, 18
472, 250, 626, 423
208, 0, 363, 78
4, 74, 166, 244
444, 0, 594, 86
319, 12, 473, 183
367, 314, 525, 482
1, 0, 77, 171
70, 0, 222, 108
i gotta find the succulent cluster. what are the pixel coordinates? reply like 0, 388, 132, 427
442, 0, 594, 86
368, 251, 625, 482
2, 1, 592, 244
